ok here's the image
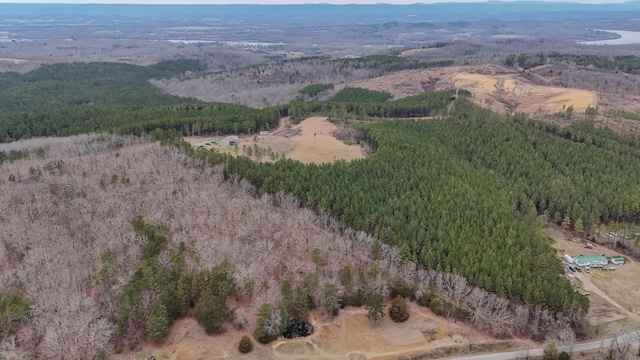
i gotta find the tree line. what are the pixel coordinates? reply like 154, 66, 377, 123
6, 57, 630, 333
337, 54, 454, 74
505, 52, 640, 74
149, 94, 621, 314
0, 60, 458, 142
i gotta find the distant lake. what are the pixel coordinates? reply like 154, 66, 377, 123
167, 40, 284, 47
579, 30, 640, 45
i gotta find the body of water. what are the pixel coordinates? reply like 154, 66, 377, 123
579, 30, 640, 45
167, 39, 284, 46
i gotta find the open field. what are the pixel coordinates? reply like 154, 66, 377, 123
0, 57, 34, 64
545, 225, 640, 332
124, 303, 514, 360
348, 64, 597, 117
185, 117, 365, 164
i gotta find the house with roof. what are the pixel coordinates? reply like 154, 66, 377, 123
610, 257, 625, 265
573, 255, 608, 267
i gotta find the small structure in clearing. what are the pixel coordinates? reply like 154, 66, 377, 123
611, 257, 625, 265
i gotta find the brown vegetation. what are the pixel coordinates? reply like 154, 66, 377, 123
151, 58, 376, 108
0, 135, 578, 358
186, 117, 366, 164
348, 64, 597, 117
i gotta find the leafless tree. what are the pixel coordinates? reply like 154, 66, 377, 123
232, 308, 248, 330
0, 134, 584, 357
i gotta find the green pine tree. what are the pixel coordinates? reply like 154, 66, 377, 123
295, 287, 310, 320
322, 284, 340, 317
146, 299, 171, 342
238, 335, 253, 353
389, 295, 409, 322
194, 292, 229, 334
427, 286, 445, 316
574, 218, 584, 234
365, 293, 386, 323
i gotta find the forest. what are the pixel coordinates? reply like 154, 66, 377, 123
6, 56, 640, 358
4, 59, 635, 314
0, 58, 434, 141
0, 135, 578, 359
221, 102, 640, 314
505, 52, 640, 74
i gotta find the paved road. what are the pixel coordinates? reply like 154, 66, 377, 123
447, 332, 640, 360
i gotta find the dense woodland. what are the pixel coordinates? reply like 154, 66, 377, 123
223, 101, 640, 313
0, 135, 576, 359
4, 56, 640, 357
0, 61, 460, 142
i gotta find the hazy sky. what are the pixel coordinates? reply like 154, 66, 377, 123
0, 0, 630, 4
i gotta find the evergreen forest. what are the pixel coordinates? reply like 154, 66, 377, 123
7, 59, 640, 316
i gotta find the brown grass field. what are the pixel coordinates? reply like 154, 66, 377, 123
185, 116, 365, 164
123, 303, 514, 360
348, 64, 597, 117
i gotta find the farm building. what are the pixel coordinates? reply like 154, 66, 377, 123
573, 255, 608, 267
218, 135, 238, 147
611, 257, 625, 265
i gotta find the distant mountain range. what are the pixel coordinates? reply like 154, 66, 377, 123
1, 2, 639, 25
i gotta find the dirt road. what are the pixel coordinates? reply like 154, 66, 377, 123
575, 271, 640, 322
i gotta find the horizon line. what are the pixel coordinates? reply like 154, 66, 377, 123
0, 0, 636, 5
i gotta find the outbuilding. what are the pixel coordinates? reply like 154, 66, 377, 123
563, 254, 574, 264
611, 257, 625, 265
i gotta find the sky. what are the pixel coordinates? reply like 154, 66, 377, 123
0, 0, 632, 3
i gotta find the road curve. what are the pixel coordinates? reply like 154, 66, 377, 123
447, 332, 639, 360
